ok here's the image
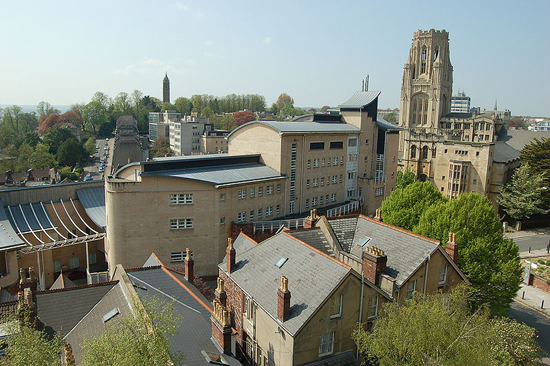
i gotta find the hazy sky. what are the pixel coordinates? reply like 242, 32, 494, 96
1, 0, 548, 116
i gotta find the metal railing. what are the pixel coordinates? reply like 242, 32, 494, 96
326, 201, 360, 217
253, 219, 304, 233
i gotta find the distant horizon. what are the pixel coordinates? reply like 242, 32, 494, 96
1, 1, 548, 117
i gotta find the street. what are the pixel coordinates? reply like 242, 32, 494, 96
513, 234, 550, 253
508, 301, 550, 364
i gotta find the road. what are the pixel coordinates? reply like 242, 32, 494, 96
513, 234, 550, 253
508, 301, 550, 364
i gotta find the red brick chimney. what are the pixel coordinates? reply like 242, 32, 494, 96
226, 238, 236, 273
19, 267, 38, 292
184, 248, 194, 281
362, 246, 387, 285
215, 277, 227, 307
277, 276, 291, 321
445, 232, 458, 263
374, 208, 382, 222
304, 209, 318, 228
211, 300, 232, 354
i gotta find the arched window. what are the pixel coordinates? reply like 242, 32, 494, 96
421, 46, 427, 74
433, 46, 439, 61
421, 146, 429, 160
410, 145, 417, 159
410, 93, 428, 126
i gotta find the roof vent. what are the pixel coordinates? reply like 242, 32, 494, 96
102, 308, 120, 323
276, 257, 288, 268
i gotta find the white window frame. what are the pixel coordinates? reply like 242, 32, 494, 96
258, 187, 263, 196
329, 295, 343, 319
319, 332, 334, 357
406, 279, 417, 299
171, 251, 187, 262
170, 193, 193, 205
333, 157, 338, 165
313, 159, 319, 168
266, 206, 273, 216
331, 193, 336, 202
266, 185, 273, 195
313, 178, 318, 187
257, 208, 262, 219
366, 295, 379, 319
170, 218, 194, 230
238, 189, 247, 200
332, 175, 337, 184
237, 212, 245, 222
312, 197, 318, 206
250, 187, 255, 198
276, 183, 281, 193
438, 265, 448, 286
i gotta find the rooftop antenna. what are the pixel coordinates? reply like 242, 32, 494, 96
362, 79, 365, 92
365, 75, 369, 91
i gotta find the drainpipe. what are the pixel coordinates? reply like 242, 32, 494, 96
423, 255, 430, 294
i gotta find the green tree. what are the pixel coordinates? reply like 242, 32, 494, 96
498, 163, 549, 220
83, 101, 108, 133
23, 132, 41, 148
113, 92, 133, 118
319, 105, 330, 113
276, 93, 294, 110
58, 166, 80, 181
384, 112, 397, 123
0, 106, 36, 148
381, 181, 446, 231
43, 128, 77, 155
396, 168, 415, 189
520, 138, 550, 207
353, 286, 545, 366
270, 102, 278, 114
161, 102, 177, 112
174, 97, 192, 116
200, 106, 214, 118
414, 193, 521, 314
30, 143, 57, 169
509, 116, 529, 130
81, 298, 183, 366
57, 138, 87, 167
15, 143, 34, 172
150, 137, 171, 158
84, 137, 97, 155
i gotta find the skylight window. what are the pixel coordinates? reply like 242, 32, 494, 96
276, 257, 288, 268
102, 308, 120, 323
358, 237, 372, 247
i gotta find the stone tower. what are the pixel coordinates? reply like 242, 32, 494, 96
163, 72, 170, 104
398, 29, 453, 178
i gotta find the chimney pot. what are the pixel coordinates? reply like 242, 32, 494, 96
226, 238, 236, 273
184, 248, 194, 281
277, 276, 291, 321
445, 232, 458, 263
374, 209, 382, 221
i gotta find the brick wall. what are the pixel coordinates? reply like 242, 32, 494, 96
218, 271, 245, 357
531, 274, 550, 294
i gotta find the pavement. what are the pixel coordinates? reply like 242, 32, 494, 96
515, 283, 550, 318
506, 227, 550, 258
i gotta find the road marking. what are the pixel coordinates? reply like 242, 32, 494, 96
513, 298, 550, 320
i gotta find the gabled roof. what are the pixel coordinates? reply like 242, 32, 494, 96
286, 229, 336, 257
328, 216, 440, 287
220, 232, 351, 336
49, 273, 76, 290
338, 91, 381, 109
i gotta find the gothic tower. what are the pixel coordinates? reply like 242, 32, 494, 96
163, 73, 170, 104
398, 29, 453, 178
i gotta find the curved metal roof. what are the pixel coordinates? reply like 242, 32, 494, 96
338, 91, 381, 108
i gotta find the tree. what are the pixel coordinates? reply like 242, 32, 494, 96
0, 106, 36, 148
174, 97, 192, 116
43, 128, 77, 155
414, 193, 521, 315
520, 137, 550, 191
270, 103, 278, 115
381, 181, 446, 231
384, 112, 397, 123
509, 116, 529, 130
83, 101, 108, 133
38, 113, 60, 135
150, 137, 171, 158
498, 163, 549, 220
353, 286, 545, 366
84, 137, 97, 155
15, 143, 34, 172
30, 143, 57, 169
80, 298, 183, 366
233, 110, 255, 126
57, 138, 87, 167
23, 132, 41, 148
276, 93, 294, 110
319, 105, 330, 113
396, 168, 415, 189
1, 312, 63, 366
113, 92, 133, 118
161, 102, 177, 112
200, 106, 214, 118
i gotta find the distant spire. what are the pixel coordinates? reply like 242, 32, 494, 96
494, 99, 498, 111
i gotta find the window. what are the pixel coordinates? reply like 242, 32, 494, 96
88, 253, 97, 265
421, 146, 429, 160
348, 154, 357, 162
305, 199, 310, 208
348, 138, 357, 147
258, 187, 263, 196
306, 179, 310, 189
313, 159, 319, 168
250, 187, 255, 198
347, 172, 356, 180
333, 157, 338, 165
171, 251, 187, 262
53, 260, 61, 273
329, 295, 343, 318
238, 212, 245, 222
319, 332, 334, 356
319, 196, 324, 205
476, 151, 480, 157
320, 177, 324, 186
339, 174, 343, 183
312, 197, 318, 206
276, 205, 281, 215
276, 183, 281, 193
307, 159, 311, 169
170, 218, 194, 230
310, 142, 325, 150
410, 145, 417, 158
69, 256, 79, 269
257, 208, 262, 219
266, 206, 273, 216
220, 217, 226, 225
375, 187, 384, 196
340, 157, 344, 165
266, 185, 273, 195
321, 158, 325, 167
332, 175, 337, 184
249, 210, 254, 220
406, 279, 417, 299
330, 141, 343, 149
331, 193, 336, 202
438, 265, 448, 286
472, 179, 477, 185
220, 193, 226, 201
327, 159, 331, 167
170, 193, 193, 205
366, 295, 379, 319
313, 178, 318, 187
326, 176, 330, 186
238, 189, 247, 200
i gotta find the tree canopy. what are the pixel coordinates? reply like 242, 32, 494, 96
381, 181, 446, 231
413, 193, 521, 314
57, 138, 87, 167
276, 93, 294, 110
498, 163, 549, 220
353, 285, 545, 366
396, 168, 415, 189
43, 128, 78, 155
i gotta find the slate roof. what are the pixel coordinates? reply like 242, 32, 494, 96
64, 283, 133, 363
0, 198, 25, 250
338, 91, 381, 109
286, 229, 335, 257
498, 130, 550, 150
233, 233, 257, 253
227, 120, 360, 138
49, 273, 77, 290
493, 141, 521, 163
221, 232, 350, 336
327, 216, 358, 253
35, 282, 117, 337
141, 163, 285, 186
76, 187, 106, 229
328, 216, 439, 287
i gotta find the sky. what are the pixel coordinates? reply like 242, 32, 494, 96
1, 0, 549, 117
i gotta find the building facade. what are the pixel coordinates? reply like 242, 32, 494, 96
450, 92, 471, 113
168, 115, 212, 156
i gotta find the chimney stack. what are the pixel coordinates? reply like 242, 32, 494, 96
374, 209, 382, 222
215, 277, 227, 307
277, 276, 291, 321
211, 300, 232, 354
304, 209, 318, 228
362, 247, 387, 285
5, 170, 13, 185
19, 267, 38, 292
445, 232, 458, 263
184, 248, 194, 281
226, 238, 236, 273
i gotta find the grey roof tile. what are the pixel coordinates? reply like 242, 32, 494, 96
76, 187, 106, 229
221, 232, 350, 336
287, 229, 335, 257
493, 141, 520, 163
328, 217, 358, 253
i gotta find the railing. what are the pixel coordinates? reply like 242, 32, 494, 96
88, 271, 109, 284
326, 201, 360, 217
253, 219, 304, 233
